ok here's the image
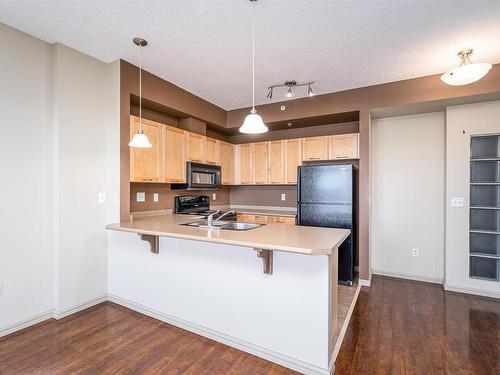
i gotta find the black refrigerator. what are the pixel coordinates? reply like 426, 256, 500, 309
297, 164, 358, 285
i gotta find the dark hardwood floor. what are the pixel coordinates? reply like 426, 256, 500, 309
0, 276, 498, 374
336, 276, 500, 375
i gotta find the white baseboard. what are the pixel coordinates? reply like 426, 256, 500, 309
53, 295, 108, 319
108, 294, 330, 375
330, 282, 361, 366
372, 269, 443, 285
0, 309, 54, 338
444, 284, 500, 299
359, 277, 371, 287
0, 294, 108, 338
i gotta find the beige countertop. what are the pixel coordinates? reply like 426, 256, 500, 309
106, 214, 349, 256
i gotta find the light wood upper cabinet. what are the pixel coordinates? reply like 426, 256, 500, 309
219, 141, 234, 185
163, 126, 186, 183
186, 132, 205, 163
254, 142, 269, 184
269, 140, 285, 184
205, 137, 219, 165
130, 116, 162, 182
329, 133, 359, 159
239, 143, 254, 184
302, 136, 329, 161
285, 138, 302, 184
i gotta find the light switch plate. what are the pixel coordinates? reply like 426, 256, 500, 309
98, 192, 106, 203
451, 197, 464, 207
281, 193, 286, 201
112, 193, 119, 204
153, 193, 159, 202
212, 193, 217, 201
0, 282, 2, 297
136, 192, 146, 202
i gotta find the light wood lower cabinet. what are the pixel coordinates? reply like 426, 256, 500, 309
219, 141, 234, 185
268, 216, 296, 225
237, 213, 295, 225
269, 140, 285, 184
130, 117, 162, 182
329, 133, 359, 159
163, 125, 186, 183
302, 136, 329, 161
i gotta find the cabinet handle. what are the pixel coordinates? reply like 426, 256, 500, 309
308, 157, 321, 160
336, 156, 349, 159
141, 178, 154, 181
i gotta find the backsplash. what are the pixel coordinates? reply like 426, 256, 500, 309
129, 183, 297, 212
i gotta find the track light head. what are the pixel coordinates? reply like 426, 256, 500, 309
286, 86, 293, 98
267, 87, 273, 99
307, 84, 314, 97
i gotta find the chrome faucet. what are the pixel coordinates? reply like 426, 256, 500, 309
206, 210, 220, 228
206, 210, 236, 229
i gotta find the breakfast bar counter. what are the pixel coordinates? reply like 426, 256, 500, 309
106, 214, 350, 374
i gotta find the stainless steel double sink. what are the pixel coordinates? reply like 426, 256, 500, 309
181, 220, 262, 231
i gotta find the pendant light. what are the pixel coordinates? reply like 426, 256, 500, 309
129, 38, 152, 148
441, 49, 492, 86
239, 0, 268, 134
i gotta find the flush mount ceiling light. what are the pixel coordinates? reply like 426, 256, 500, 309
441, 49, 492, 86
239, 0, 268, 134
267, 80, 315, 99
129, 37, 152, 148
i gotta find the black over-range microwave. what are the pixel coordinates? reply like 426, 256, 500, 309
171, 162, 221, 190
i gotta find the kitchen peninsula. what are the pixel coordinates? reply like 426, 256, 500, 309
106, 214, 349, 374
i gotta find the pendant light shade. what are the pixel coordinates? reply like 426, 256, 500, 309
240, 109, 268, 134
441, 49, 492, 86
129, 129, 152, 148
240, 0, 268, 134
129, 37, 152, 148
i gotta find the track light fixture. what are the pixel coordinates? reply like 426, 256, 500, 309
267, 80, 315, 100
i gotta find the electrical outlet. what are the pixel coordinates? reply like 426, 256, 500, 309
153, 193, 159, 202
136, 192, 146, 202
412, 248, 419, 257
451, 197, 464, 207
281, 193, 286, 201
98, 192, 106, 203
212, 193, 217, 201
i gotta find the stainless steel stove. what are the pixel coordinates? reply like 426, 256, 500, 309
174, 195, 237, 220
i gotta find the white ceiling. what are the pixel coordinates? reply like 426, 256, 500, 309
1, 1, 499, 110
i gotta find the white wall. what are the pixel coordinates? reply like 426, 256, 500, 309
445, 101, 500, 297
371, 112, 445, 283
0, 24, 53, 330
0, 24, 120, 333
51, 44, 120, 313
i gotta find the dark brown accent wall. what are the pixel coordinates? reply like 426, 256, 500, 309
121, 58, 500, 281
229, 185, 297, 208
130, 183, 230, 213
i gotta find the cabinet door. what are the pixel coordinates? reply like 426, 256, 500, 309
254, 142, 269, 184
187, 133, 205, 163
269, 140, 285, 184
269, 216, 296, 225
253, 215, 269, 224
329, 134, 359, 159
237, 213, 254, 222
205, 137, 219, 165
285, 138, 302, 184
302, 136, 329, 161
219, 141, 234, 185
239, 143, 254, 184
163, 126, 186, 183
129, 116, 162, 182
